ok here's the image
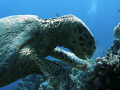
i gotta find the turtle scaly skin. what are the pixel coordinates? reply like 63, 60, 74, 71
0, 15, 96, 89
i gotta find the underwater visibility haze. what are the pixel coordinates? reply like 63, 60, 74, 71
0, 0, 120, 90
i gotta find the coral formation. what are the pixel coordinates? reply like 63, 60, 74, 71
114, 23, 120, 39
79, 39, 120, 90
12, 74, 45, 90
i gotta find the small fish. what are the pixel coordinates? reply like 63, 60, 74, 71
117, 9, 120, 12
56, 13, 60, 17
102, 51, 104, 53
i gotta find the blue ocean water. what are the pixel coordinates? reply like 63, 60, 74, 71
0, 0, 120, 89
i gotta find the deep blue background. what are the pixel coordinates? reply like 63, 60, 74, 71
0, 0, 120, 89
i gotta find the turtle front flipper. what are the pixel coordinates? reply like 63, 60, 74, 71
35, 57, 76, 90
50, 47, 90, 71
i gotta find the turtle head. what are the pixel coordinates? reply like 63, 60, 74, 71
65, 18, 96, 60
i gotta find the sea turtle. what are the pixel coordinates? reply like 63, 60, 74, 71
0, 15, 96, 87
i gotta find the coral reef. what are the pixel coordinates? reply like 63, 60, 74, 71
12, 74, 44, 90
79, 39, 120, 90
114, 23, 120, 39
